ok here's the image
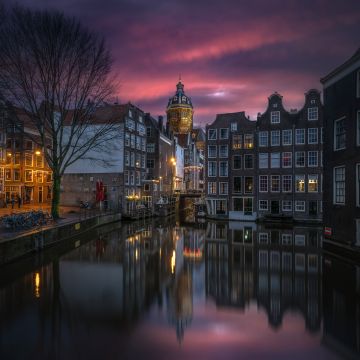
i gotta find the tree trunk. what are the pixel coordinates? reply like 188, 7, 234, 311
51, 174, 61, 219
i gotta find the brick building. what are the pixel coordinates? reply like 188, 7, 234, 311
321, 48, 360, 248
256, 90, 323, 222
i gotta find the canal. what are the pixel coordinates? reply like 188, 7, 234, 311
0, 218, 358, 359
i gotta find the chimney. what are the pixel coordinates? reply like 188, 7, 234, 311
158, 116, 163, 131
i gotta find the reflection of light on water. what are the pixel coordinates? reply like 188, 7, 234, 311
34, 272, 40, 298
171, 250, 176, 274
135, 248, 139, 261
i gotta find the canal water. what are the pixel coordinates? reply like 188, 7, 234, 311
0, 218, 358, 360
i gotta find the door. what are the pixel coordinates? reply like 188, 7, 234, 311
38, 186, 43, 203
309, 201, 317, 216
271, 200, 279, 214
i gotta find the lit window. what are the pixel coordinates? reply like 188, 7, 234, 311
232, 134, 242, 149
334, 117, 346, 150
244, 134, 254, 149
295, 175, 305, 192
282, 152, 292, 168
271, 111, 280, 124
333, 166, 345, 204
208, 182, 217, 194
25, 169, 33, 182
308, 174, 318, 192
308, 107, 318, 121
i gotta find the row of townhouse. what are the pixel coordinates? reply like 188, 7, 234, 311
0, 105, 53, 207
205, 89, 323, 222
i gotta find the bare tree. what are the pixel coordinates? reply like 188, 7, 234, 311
0, 6, 118, 218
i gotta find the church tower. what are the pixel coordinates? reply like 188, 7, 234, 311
166, 79, 193, 134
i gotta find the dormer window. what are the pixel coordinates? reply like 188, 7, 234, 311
273, 103, 278, 108
271, 111, 280, 124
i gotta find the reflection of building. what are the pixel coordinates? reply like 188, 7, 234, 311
0, 105, 53, 206
205, 221, 322, 331
322, 255, 360, 359
321, 48, 360, 251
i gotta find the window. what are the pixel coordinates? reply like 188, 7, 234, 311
125, 132, 130, 146
308, 128, 318, 144
130, 134, 135, 148
282, 129, 292, 145
25, 170, 33, 182
147, 143, 155, 153
219, 145, 228, 158
282, 234, 292, 245
282, 175, 292, 192
13, 169, 20, 181
259, 131, 268, 147
219, 182, 228, 195
334, 166, 345, 204
233, 177, 242, 193
25, 153, 33, 167
5, 169, 11, 181
231, 122, 237, 132
36, 171, 43, 183
271, 111, 280, 124
357, 111, 360, 146
282, 152, 292, 168
219, 162, 228, 177
208, 129, 217, 140
308, 151, 318, 167
216, 200, 227, 215
244, 154, 253, 169
357, 164, 360, 207
270, 152, 280, 168
259, 200, 268, 211
295, 175, 305, 192
208, 182, 217, 194
271, 175, 280, 192
233, 198, 243, 211
208, 161, 217, 177
308, 175, 318, 192
259, 153, 268, 169
25, 140, 33, 150
295, 151, 305, 167
220, 128, 229, 139
146, 159, 155, 168
141, 154, 146, 168
308, 107, 318, 121
295, 129, 305, 144
136, 136, 141, 150
244, 134, 254, 149
233, 155, 242, 169
130, 152, 135, 167
295, 201, 305, 212
232, 134, 242, 149
334, 117, 345, 150
244, 198, 253, 215
146, 127, 152, 137
259, 175, 268, 192
282, 200, 292, 212
271, 130, 280, 146
208, 145, 217, 158
14, 153, 20, 166
141, 138, 146, 152
244, 177, 253, 194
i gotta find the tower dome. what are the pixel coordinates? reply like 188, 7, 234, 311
166, 79, 193, 134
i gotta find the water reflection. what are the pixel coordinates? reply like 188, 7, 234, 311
0, 219, 356, 359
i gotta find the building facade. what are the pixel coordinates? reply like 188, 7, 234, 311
257, 91, 323, 222
205, 112, 257, 220
321, 48, 360, 248
0, 106, 52, 207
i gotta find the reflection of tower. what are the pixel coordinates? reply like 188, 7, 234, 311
166, 79, 193, 134
167, 266, 193, 343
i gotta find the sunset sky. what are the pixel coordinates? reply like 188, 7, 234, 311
3, 0, 360, 126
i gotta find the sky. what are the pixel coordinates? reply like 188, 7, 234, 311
3, 0, 360, 127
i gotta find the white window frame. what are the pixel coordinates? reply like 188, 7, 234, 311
230, 122, 237, 132
271, 130, 280, 146
282, 200, 292, 212
270, 175, 280, 192
295, 201, 305, 212
295, 129, 305, 145
308, 128, 318, 144
259, 200, 268, 211
282, 175, 292, 193
308, 174, 318, 193
244, 154, 253, 169
259, 175, 268, 192
334, 117, 346, 151
308, 151, 318, 167
333, 166, 345, 204
282, 152, 292, 168
208, 161, 217, 177
208, 129, 217, 140
219, 145, 228, 158
258, 131, 268, 147
219, 161, 228, 177
271, 111, 280, 124
259, 153, 268, 169
295, 151, 305, 167
208, 182, 217, 195
258, 232, 269, 244
208, 145, 217, 158
219, 182, 228, 195
219, 128, 229, 140
270, 152, 280, 168
295, 174, 305, 192
282, 129, 292, 145
308, 107, 318, 121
